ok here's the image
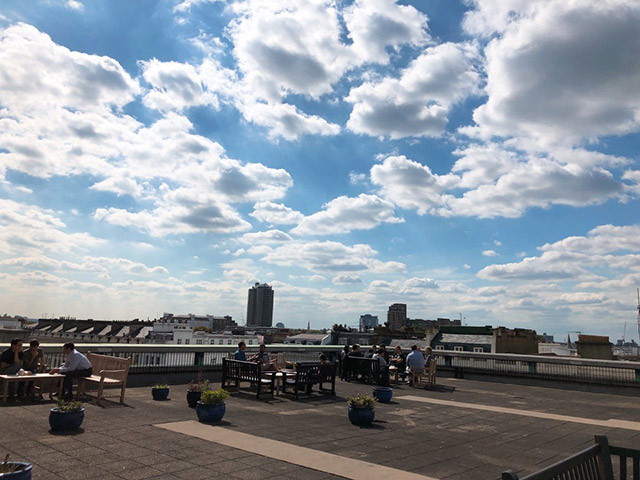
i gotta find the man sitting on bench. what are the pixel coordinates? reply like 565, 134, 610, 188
49, 343, 92, 400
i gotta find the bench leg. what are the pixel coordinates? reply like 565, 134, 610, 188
96, 381, 105, 406
120, 384, 126, 404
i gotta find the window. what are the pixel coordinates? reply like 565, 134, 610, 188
210, 340, 214, 345
248, 340, 253, 345
473, 347, 484, 353
453, 346, 463, 352
177, 339, 182, 345
185, 339, 190, 345
219, 339, 224, 345
227, 339, 233, 345
196, 339, 203, 345
435, 345, 444, 351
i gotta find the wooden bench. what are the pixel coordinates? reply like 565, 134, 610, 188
221, 358, 275, 398
502, 435, 640, 480
77, 353, 131, 405
282, 362, 336, 398
342, 356, 388, 386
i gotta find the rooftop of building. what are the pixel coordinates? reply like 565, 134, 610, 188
3, 372, 640, 480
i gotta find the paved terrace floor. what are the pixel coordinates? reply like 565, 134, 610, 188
2, 375, 640, 480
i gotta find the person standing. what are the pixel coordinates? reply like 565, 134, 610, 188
0, 338, 25, 400
49, 343, 92, 401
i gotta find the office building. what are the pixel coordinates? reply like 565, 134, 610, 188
387, 303, 407, 331
247, 282, 274, 327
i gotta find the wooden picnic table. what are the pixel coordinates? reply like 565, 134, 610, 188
0, 373, 65, 404
263, 369, 297, 395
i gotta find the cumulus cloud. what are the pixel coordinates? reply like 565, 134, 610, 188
332, 274, 363, 285
463, 0, 640, 144
292, 194, 403, 236
263, 240, 406, 274
482, 250, 498, 257
250, 201, 303, 225
347, 42, 480, 139
238, 229, 293, 245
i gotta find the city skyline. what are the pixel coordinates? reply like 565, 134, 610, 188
1, 1, 640, 340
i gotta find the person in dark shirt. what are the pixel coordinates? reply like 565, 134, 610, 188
233, 341, 247, 361
248, 344, 270, 364
0, 338, 25, 400
349, 344, 364, 357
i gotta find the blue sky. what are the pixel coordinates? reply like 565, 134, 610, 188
1, 0, 640, 340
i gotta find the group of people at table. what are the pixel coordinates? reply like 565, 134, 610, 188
0, 338, 93, 402
341, 343, 435, 384
230, 341, 434, 385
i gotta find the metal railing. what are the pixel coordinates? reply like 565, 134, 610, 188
4, 343, 640, 387
435, 350, 640, 387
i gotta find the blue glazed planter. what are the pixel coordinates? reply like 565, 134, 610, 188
196, 402, 226, 422
0, 462, 32, 479
372, 386, 393, 403
49, 408, 84, 432
186, 390, 201, 408
152, 387, 169, 401
348, 406, 375, 426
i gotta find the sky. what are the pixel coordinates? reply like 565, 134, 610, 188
1, 0, 640, 340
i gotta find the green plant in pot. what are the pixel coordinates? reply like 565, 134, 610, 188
347, 394, 376, 426
152, 382, 170, 401
187, 379, 209, 408
49, 400, 85, 432
1, 454, 32, 480
196, 388, 228, 423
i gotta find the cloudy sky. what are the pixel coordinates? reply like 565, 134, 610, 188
1, 0, 640, 340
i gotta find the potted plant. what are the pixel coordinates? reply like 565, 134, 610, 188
187, 379, 209, 408
152, 382, 170, 401
0, 454, 32, 480
347, 394, 376, 426
196, 388, 228, 423
372, 386, 393, 403
49, 400, 85, 432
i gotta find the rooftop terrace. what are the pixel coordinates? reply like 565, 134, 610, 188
3, 372, 640, 480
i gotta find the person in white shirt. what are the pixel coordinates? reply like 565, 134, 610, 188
405, 344, 425, 386
49, 342, 92, 400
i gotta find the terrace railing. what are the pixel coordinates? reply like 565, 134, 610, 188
4, 343, 640, 387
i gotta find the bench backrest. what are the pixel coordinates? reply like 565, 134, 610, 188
294, 362, 336, 384
86, 353, 131, 378
503, 436, 614, 480
223, 358, 262, 382
343, 356, 381, 383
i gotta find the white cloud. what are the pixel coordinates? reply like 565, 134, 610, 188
292, 194, 403, 236
482, 250, 498, 257
238, 229, 293, 245
332, 274, 363, 285
263, 240, 406, 274
463, 0, 640, 144
0, 199, 104, 256
250, 201, 303, 225
347, 42, 480, 139
343, 0, 430, 65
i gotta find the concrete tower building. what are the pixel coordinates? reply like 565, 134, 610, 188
246, 282, 274, 327
387, 303, 407, 331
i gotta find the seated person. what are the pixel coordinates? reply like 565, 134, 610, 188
319, 353, 332, 364
49, 342, 92, 401
22, 339, 45, 398
348, 344, 364, 357
248, 344, 270, 364
23, 339, 45, 373
233, 341, 247, 361
390, 345, 406, 379
424, 346, 435, 365
379, 345, 390, 363
1, 338, 25, 400
405, 344, 425, 386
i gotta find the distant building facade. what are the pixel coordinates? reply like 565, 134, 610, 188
387, 303, 407, 331
576, 335, 613, 360
359, 314, 379, 332
247, 282, 274, 327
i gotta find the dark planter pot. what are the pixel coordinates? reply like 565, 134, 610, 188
49, 408, 85, 432
0, 462, 32, 480
152, 387, 169, 401
372, 386, 393, 403
348, 406, 375, 426
186, 390, 201, 408
196, 402, 226, 423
